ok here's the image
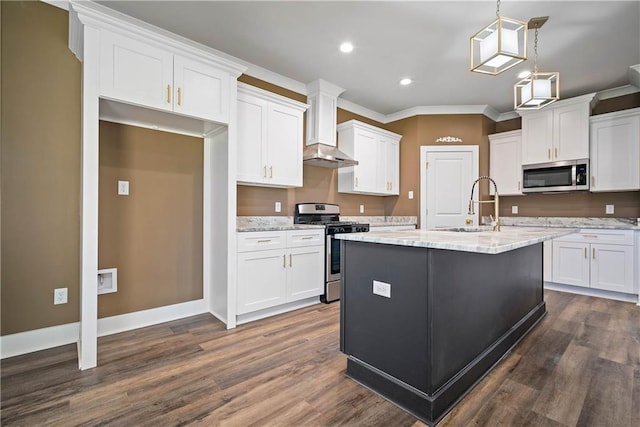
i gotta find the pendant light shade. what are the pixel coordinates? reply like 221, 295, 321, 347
514, 17, 559, 110
514, 72, 559, 109
470, 2, 528, 75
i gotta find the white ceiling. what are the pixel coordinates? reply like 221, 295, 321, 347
97, 1, 640, 117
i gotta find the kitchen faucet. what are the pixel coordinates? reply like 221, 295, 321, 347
468, 176, 500, 231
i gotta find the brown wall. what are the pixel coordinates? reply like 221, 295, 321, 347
1, 1, 81, 335
98, 122, 203, 318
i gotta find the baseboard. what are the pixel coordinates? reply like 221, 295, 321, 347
236, 297, 320, 325
1, 299, 207, 359
544, 282, 639, 304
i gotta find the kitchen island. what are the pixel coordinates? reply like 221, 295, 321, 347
337, 227, 574, 426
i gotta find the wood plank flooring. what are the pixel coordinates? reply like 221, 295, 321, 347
1, 290, 638, 426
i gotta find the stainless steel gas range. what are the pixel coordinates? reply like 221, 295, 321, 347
294, 203, 370, 303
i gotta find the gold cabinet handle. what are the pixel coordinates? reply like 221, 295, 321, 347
283, 254, 286, 268
548, 148, 551, 160
518, 181, 521, 191
289, 254, 292, 267
257, 239, 271, 243
177, 87, 182, 106
584, 247, 587, 258
263, 166, 267, 178
270, 166, 273, 178
592, 248, 595, 259
301, 236, 314, 240
555, 148, 558, 159
166, 85, 171, 104
355, 177, 358, 187
591, 176, 595, 187
583, 234, 598, 238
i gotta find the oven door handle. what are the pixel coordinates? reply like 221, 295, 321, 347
326, 234, 332, 280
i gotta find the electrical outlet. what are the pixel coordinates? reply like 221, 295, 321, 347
359, 205, 364, 213
512, 206, 518, 214
606, 204, 614, 215
408, 191, 414, 200
118, 180, 129, 196
54, 288, 68, 305
275, 201, 281, 213
373, 280, 391, 298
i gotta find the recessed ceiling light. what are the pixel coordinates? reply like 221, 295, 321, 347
400, 78, 413, 86
518, 70, 532, 79
339, 42, 354, 53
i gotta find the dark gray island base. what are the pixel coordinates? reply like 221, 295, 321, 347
339, 240, 545, 426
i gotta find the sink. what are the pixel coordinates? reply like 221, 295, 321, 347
431, 226, 492, 232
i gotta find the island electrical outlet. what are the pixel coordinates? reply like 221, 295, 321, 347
373, 280, 391, 298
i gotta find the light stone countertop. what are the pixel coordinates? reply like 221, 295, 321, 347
336, 226, 576, 255
497, 217, 640, 230
236, 216, 324, 232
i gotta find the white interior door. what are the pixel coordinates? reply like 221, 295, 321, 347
420, 146, 478, 229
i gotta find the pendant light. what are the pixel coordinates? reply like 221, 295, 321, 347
514, 17, 559, 110
470, 0, 528, 75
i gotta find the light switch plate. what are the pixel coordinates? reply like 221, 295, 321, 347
275, 202, 281, 212
54, 288, 68, 305
359, 205, 365, 213
512, 206, 518, 214
606, 204, 614, 214
118, 180, 129, 196
408, 191, 414, 200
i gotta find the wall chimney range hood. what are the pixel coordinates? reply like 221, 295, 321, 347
303, 79, 358, 168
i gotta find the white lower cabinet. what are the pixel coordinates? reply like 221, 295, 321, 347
237, 229, 324, 315
552, 229, 635, 294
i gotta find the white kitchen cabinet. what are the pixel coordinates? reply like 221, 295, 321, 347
520, 94, 595, 165
590, 108, 640, 192
99, 30, 230, 123
489, 130, 523, 195
552, 229, 635, 294
337, 120, 402, 196
236, 229, 324, 316
237, 83, 308, 188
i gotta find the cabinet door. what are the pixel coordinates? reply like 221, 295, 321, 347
352, 130, 379, 193
173, 56, 229, 123
590, 244, 634, 293
100, 31, 173, 112
552, 240, 590, 287
591, 115, 640, 192
490, 132, 522, 195
522, 111, 553, 164
553, 103, 590, 161
267, 103, 303, 187
237, 95, 268, 184
287, 246, 324, 301
382, 137, 400, 195
237, 249, 287, 314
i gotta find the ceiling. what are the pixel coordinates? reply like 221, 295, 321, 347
96, 1, 640, 118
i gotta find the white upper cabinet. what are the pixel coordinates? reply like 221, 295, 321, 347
237, 83, 308, 188
337, 120, 402, 196
489, 130, 522, 196
590, 108, 640, 192
520, 94, 595, 165
99, 30, 230, 123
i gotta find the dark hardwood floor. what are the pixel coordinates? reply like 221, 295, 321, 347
1, 290, 638, 426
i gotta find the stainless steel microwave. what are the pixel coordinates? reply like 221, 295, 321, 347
522, 159, 589, 193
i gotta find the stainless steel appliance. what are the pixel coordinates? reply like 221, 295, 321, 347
294, 203, 369, 303
522, 159, 589, 193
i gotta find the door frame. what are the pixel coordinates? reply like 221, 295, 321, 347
420, 145, 479, 230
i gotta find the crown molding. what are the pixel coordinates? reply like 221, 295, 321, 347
337, 98, 387, 124
596, 84, 639, 101
41, 0, 69, 11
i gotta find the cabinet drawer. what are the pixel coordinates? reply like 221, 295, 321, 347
286, 229, 325, 248
237, 231, 286, 252
555, 229, 634, 246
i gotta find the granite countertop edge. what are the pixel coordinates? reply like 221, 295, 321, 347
336, 227, 577, 255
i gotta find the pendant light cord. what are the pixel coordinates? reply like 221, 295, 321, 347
533, 27, 539, 74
